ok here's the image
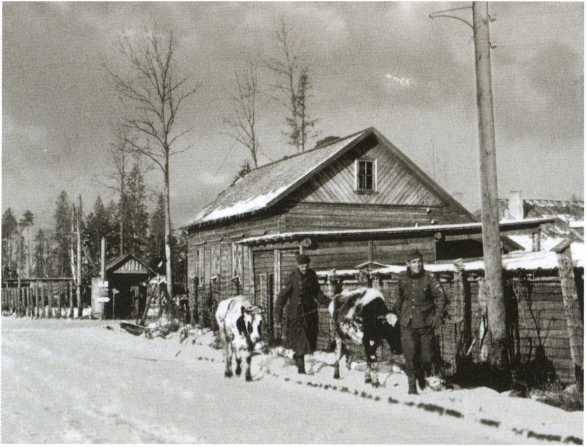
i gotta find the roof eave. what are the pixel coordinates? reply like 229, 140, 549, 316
237, 217, 555, 246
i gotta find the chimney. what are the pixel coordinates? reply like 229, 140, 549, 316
508, 190, 524, 220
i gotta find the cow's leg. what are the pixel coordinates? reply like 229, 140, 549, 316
364, 339, 380, 387
333, 337, 343, 379
368, 360, 380, 388
223, 333, 233, 378
235, 348, 243, 376
245, 350, 253, 382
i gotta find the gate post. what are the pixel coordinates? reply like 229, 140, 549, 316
554, 241, 583, 394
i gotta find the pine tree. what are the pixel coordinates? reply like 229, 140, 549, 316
125, 162, 149, 258
19, 210, 34, 277
84, 196, 118, 275
54, 191, 72, 277
2, 208, 18, 238
2, 208, 19, 278
33, 229, 49, 277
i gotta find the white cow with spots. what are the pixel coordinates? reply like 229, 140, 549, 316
329, 287, 401, 387
215, 296, 263, 382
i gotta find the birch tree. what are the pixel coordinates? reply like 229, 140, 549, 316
266, 18, 318, 152
224, 60, 261, 168
108, 30, 200, 298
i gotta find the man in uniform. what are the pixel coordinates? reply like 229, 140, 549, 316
275, 254, 330, 374
395, 250, 446, 394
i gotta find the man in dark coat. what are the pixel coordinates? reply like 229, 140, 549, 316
275, 254, 330, 374
395, 250, 446, 394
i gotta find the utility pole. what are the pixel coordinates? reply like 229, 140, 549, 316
430, 2, 507, 369
472, 2, 506, 369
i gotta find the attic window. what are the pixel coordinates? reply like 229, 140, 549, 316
355, 159, 377, 193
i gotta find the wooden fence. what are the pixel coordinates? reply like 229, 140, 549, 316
314, 270, 583, 386
1, 280, 84, 318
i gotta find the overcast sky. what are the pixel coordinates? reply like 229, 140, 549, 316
3, 1, 584, 230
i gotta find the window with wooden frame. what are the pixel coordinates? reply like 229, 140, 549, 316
354, 158, 377, 193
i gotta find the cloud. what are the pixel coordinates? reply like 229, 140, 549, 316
4, 116, 47, 147
385, 73, 414, 88
496, 42, 583, 141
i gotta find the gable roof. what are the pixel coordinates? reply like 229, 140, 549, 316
105, 254, 155, 276
183, 127, 476, 230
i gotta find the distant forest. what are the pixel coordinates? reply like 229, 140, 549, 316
2, 183, 187, 287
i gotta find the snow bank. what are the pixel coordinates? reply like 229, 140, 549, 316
173, 326, 583, 443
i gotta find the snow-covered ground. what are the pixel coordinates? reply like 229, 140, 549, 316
2, 318, 583, 444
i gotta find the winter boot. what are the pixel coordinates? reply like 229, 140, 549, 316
295, 354, 306, 374
416, 371, 427, 391
408, 376, 418, 395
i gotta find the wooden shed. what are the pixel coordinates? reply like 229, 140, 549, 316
103, 254, 155, 319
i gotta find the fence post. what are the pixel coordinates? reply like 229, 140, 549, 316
554, 241, 583, 394
28, 287, 33, 318
24, 287, 29, 317
18, 287, 23, 317
33, 283, 38, 318
42, 284, 47, 318
69, 281, 74, 318
56, 283, 62, 319
49, 282, 54, 318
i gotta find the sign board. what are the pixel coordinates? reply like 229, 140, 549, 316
97, 297, 111, 303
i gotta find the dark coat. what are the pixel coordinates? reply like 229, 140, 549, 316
275, 268, 329, 355
395, 269, 446, 329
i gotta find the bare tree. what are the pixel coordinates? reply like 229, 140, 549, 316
223, 60, 261, 168
266, 18, 318, 152
109, 125, 130, 256
108, 30, 200, 298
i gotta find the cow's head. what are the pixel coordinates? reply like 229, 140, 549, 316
237, 304, 263, 348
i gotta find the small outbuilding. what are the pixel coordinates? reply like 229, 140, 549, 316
103, 254, 155, 319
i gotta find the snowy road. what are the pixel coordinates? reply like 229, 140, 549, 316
1, 319, 577, 443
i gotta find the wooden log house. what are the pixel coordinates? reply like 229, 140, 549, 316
183, 127, 549, 331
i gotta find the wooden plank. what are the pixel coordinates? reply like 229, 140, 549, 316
27, 287, 32, 317
274, 249, 281, 321
555, 244, 583, 388
49, 282, 54, 318
69, 281, 74, 318
56, 283, 62, 319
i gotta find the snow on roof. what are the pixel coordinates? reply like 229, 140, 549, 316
316, 242, 584, 278
238, 217, 554, 245
507, 234, 567, 252
183, 129, 369, 228
192, 185, 289, 224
